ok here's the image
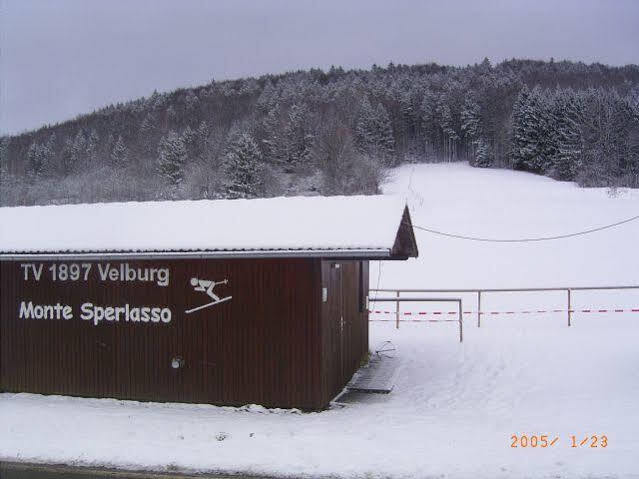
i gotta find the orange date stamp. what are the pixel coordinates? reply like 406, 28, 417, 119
510, 434, 608, 448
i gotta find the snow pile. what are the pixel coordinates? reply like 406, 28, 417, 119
0, 195, 406, 255
1, 163, 638, 478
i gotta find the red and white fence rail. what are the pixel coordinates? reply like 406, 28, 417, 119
369, 308, 639, 316
368, 286, 639, 340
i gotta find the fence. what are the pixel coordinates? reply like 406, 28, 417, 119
370, 296, 463, 342
369, 285, 639, 340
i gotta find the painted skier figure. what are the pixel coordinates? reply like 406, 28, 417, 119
190, 277, 228, 301
186, 278, 232, 314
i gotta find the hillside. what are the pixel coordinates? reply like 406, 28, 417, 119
1, 59, 639, 207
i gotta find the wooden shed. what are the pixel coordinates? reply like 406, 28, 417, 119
0, 196, 417, 410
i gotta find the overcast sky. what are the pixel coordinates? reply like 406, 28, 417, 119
2, 0, 638, 136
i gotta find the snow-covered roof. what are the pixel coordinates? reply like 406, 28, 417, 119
0, 195, 418, 259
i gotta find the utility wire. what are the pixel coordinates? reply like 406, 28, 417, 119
407, 213, 639, 243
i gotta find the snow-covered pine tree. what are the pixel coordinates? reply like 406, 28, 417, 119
420, 89, 443, 159
461, 94, 496, 167
356, 99, 395, 165
461, 96, 489, 166
550, 88, 583, 180
61, 137, 76, 174
355, 97, 375, 151
511, 85, 553, 173
180, 123, 210, 163
281, 103, 313, 170
157, 131, 187, 186
474, 138, 493, 167
110, 135, 129, 167
85, 129, 99, 166
261, 103, 283, 165
461, 97, 480, 141
196, 121, 210, 150
437, 102, 456, 160
579, 88, 639, 186
224, 131, 264, 199
373, 103, 396, 165
138, 113, 158, 157
511, 85, 530, 169
0, 137, 9, 178
257, 81, 278, 114
45, 133, 56, 158
628, 89, 639, 187
184, 91, 200, 113
166, 105, 177, 123
181, 126, 196, 161
398, 85, 422, 152
0, 138, 9, 201
26, 139, 53, 180
61, 130, 87, 173
187, 121, 210, 162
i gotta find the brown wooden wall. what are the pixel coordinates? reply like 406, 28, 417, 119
0, 258, 332, 410
319, 260, 369, 405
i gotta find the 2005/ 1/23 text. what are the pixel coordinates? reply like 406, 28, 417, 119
510, 434, 608, 448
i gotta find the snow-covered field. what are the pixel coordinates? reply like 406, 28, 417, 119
2, 162, 639, 478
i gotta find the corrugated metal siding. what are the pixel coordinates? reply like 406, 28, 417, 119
0, 258, 324, 410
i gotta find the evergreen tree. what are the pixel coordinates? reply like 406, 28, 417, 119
461, 97, 481, 142
355, 97, 376, 148
26, 139, 53, 179
261, 102, 284, 164
180, 123, 210, 163
61, 138, 76, 174
257, 81, 278, 113
511, 86, 554, 173
281, 103, 313, 170
437, 101, 459, 159
461, 96, 493, 166
550, 88, 583, 180
181, 126, 196, 161
511, 85, 531, 169
157, 131, 187, 186
374, 103, 396, 164
184, 91, 200, 112
420, 89, 443, 158
474, 138, 494, 167
61, 130, 87, 173
110, 135, 129, 167
86, 129, 100, 166
356, 99, 395, 165
0, 137, 9, 177
579, 88, 639, 186
138, 113, 158, 156
224, 132, 264, 198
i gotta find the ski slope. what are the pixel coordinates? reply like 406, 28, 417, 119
373, 162, 639, 289
1, 162, 639, 478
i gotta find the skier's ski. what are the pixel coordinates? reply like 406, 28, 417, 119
185, 296, 232, 314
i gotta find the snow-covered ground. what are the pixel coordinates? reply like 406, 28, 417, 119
374, 162, 639, 290
2, 162, 639, 478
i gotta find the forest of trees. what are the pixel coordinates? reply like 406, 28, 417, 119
1, 58, 638, 206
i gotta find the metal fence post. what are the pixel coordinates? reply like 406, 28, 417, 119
395, 290, 400, 329
567, 289, 572, 327
458, 299, 463, 343
477, 290, 482, 328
